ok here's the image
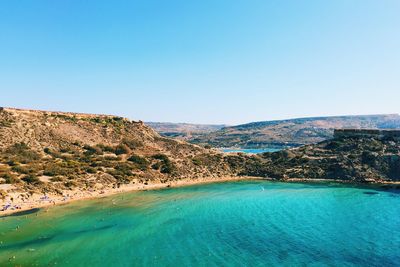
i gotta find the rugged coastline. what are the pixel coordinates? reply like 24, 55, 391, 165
1, 107, 400, 216
0, 107, 252, 214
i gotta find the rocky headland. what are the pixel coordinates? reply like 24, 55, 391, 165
238, 129, 400, 183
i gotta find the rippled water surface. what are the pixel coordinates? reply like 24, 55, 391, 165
221, 148, 281, 153
1, 180, 399, 266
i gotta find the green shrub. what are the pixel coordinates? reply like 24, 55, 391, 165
91, 117, 102, 123
127, 154, 148, 170
151, 154, 176, 174
0, 120, 13, 128
6, 143, 40, 163
83, 145, 103, 155
84, 167, 97, 174
103, 155, 121, 161
43, 169, 57, 177
1, 173, 19, 184
11, 164, 41, 175
96, 160, 114, 168
97, 144, 115, 153
152, 162, 162, 170
107, 162, 138, 183
113, 116, 124, 122
43, 162, 78, 177
42, 147, 66, 159
59, 147, 71, 153
114, 163, 133, 176
152, 154, 169, 161
64, 180, 77, 189
160, 162, 175, 174
107, 163, 134, 183
122, 138, 143, 149
224, 155, 246, 169
7, 160, 17, 166
192, 154, 222, 167
114, 144, 130, 155
192, 158, 202, 166
22, 174, 42, 185
50, 176, 64, 182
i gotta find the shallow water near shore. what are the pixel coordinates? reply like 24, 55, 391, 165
0, 180, 399, 266
221, 148, 281, 153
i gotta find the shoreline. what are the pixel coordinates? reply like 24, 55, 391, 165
0, 176, 257, 217
282, 177, 400, 186
2, 176, 400, 217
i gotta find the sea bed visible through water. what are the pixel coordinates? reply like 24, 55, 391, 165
0, 180, 399, 266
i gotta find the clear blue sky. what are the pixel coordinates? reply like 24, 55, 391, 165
0, 0, 399, 125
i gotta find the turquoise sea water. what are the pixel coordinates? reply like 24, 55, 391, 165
221, 148, 281, 153
0, 180, 399, 266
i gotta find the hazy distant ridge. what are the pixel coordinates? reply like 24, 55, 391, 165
145, 122, 227, 141
151, 114, 400, 148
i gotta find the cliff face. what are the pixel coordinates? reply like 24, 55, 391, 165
242, 130, 400, 182
0, 108, 243, 197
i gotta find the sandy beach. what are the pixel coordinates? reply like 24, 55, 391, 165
0, 176, 258, 217
2, 176, 399, 217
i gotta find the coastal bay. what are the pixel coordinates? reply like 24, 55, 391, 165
1, 180, 399, 266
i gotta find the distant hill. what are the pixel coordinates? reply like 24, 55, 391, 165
188, 114, 400, 148
146, 122, 227, 141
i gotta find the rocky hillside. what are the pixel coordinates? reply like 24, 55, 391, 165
237, 129, 400, 183
146, 122, 226, 141
1, 108, 399, 203
0, 108, 245, 198
189, 114, 400, 148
